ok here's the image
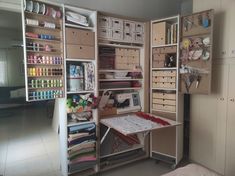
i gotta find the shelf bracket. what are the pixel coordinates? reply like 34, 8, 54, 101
137, 131, 150, 145
101, 127, 111, 144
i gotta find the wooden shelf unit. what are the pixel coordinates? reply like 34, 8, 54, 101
150, 15, 184, 166
22, 0, 65, 101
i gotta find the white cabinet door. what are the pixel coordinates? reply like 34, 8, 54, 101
227, 1, 235, 58
190, 64, 228, 174
225, 64, 235, 176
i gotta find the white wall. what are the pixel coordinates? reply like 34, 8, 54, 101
0, 0, 182, 20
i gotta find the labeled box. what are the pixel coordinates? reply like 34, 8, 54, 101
152, 22, 170, 46
66, 44, 95, 59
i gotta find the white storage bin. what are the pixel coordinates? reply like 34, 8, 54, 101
112, 30, 123, 40
124, 21, 135, 33
135, 23, 144, 33
99, 16, 111, 28
124, 32, 134, 42
111, 18, 123, 30
98, 28, 111, 39
135, 33, 144, 43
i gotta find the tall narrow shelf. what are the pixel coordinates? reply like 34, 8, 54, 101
22, 0, 65, 101
150, 15, 183, 167
97, 12, 149, 171
58, 5, 99, 176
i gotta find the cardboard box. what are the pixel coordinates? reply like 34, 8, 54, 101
153, 92, 176, 100
124, 32, 134, 42
124, 21, 135, 33
135, 23, 144, 33
66, 44, 95, 59
98, 28, 112, 39
130, 49, 140, 57
152, 22, 169, 46
111, 18, 123, 30
152, 98, 176, 106
116, 48, 125, 56
100, 107, 117, 117
99, 16, 111, 28
66, 28, 95, 46
153, 53, 165, 61
152, 104, 176, 112
135, 33, 144, 43
153, 60, 165, 68
112, 30, 123, 40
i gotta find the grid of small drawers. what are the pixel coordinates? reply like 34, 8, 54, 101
152, 92, 176, 112
152, 70, 177, 89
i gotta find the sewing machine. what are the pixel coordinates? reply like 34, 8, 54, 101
116, 92, 141, 114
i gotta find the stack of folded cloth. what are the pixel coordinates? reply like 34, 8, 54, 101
67, 123, 97, 173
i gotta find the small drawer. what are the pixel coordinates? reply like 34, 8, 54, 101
153, 92, 176, 100
66, 44, 95, 59
124, 32, 134, 42
152, 48, 161, 54
115, 48, 125, 56
135, 23, 144, 33
153, 53, 165, 61
115, 55, 127, 64
152, 76, 176, 83
164, 46, 177, 53
135, 33, 144, 43
153, 104, 176, 112
98, 28, 111, 39
99, 16, 111, 28
130, 49, 140, 57
152, 70, 177, 77
112, 30, 123, 40
115, 63, 126, 70
124, 21, 135, 33
152, 98, 176, 106
128, 56, 139, 64
66, 28, 95, 46
111, 18, 123, 30
153, 60, 165, 68
152, 82, 176, 89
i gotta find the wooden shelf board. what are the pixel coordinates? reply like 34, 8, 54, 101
26, 37, 61, 43
152, 43, 177, 48
99, 78, 142, 82
27, 63, 63, 66
151, 88, 177, 91
152, 67, 177, 70
67, 90, 95, 94
99, 69, 142, 73
28, 75, 63, 78
66, 58, 95, 62
67, 120, 95, 127
151, 109, 177, 114
26, 24, 61, 32
26, 50, 62, 55
24, 11, 62, 22
99, 43, 143, 49
65, 23, 94, 30
28, 87, 63, 90
99, 87, 141, 91
98, 38, 144, 46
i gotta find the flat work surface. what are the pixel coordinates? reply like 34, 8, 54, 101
100, 114, 180, 136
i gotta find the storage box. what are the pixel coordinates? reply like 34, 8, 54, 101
152, 104, 176, 112
152, 70, 177, 77
100, 107, 117, 117
99, 16, 111, 28
124, 21, 135, 33
130, 49, 140, 57
66, 28, 95, 46
112, 30, 123, 40
135, 33, 144, 43
67, 78, 84, 91
152, 98, 176, 106
111, 18, 123, 30
98, 28, 112, 39
153, 92, 176, 100
152, 22, 170, 46
66, 44, 95, 59
152, 76, 176, 83
152, 82, 176, 89
115, 48, 125, 56
153, 53, 165, 61
124, 32, 134, 42
135, 23, 144, 33
153, 60, 165, 68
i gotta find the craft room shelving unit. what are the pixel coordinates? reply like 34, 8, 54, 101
150, 15, 184, 167
56, 4, 99, 176
22, 0, 65, 101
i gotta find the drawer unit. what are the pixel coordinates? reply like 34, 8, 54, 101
66, 28, 95, 46
130, 49, 140, 57
152, 104, 176, 112
66, 44, 95, 59
115, 48, 125, 56
153, 92, 176, 100
152, 82, 176, 89
153, 53, 165, 61
99, 16, 111, 28
98, 28, 112, 39
152, 98, 176, 106
128, 56, 139, 64
124, 21, 135, 33
111, 18, 123, 30
152, 70, 177, 77
152, 76, 176, 83
152, 22, 169, 46
153, 60, 165, 68
112, 30, 123, 40
135, 23, 144, 33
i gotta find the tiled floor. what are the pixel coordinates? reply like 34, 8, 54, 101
0, 105, 173, 176
0, 106, 62, 176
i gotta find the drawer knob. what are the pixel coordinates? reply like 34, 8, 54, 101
230, 98, 235, 102
219, 98, 224, 101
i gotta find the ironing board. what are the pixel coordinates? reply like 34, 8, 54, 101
100, 113, 180, 144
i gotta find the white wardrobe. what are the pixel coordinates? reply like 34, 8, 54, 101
190, 0, 235, 176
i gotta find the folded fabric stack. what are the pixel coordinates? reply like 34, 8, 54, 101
68, 123, 97, 173
65, 11, 89, 27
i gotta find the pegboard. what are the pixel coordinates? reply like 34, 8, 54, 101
180, 9, 214, 94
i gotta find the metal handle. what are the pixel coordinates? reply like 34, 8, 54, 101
220, 98, 224, 101
229, 98, 235, 102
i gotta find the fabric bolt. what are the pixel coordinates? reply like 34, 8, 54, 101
68, 134, 96, 147
69, 156, 96, 164
68, 148, 96, 160
68, 123, 96, 133
68, 160, 97, 173
68, 133, 95, 142
69, 132, 89, 139
69, 141, 96, 153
